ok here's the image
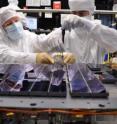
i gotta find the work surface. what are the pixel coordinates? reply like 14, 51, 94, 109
0, 83, 116, 109
0, 64, 116, 109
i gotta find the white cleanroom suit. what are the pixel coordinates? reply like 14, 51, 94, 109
63, 0, 117, 64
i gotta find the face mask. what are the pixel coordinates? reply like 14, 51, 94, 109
5, 21, 24, 41
83, 15, 92, 20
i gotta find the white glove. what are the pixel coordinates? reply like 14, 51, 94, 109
62, 14, 96, 31
62, 14, 80, 31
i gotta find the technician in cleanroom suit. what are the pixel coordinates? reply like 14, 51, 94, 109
0, 6, 75, 65
63, 0, 117, 64
0, 5, 75, 91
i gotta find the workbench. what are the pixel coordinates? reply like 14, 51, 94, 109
0, 64, 116, 110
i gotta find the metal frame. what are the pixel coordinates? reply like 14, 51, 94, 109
17, 9, 117, 14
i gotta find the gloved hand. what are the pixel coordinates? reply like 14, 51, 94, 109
62, 14, 80, 31
52, 52, 76, 64
62, 14, 96, 31
110, 57, 117, 69
63, 52, 76, 64
36, 52, 54, 64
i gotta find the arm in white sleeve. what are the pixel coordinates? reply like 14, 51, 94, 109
90, 24, 117, 52
64, 31, 72, 52
0, 44, 36, 64
29, 28, 64, 52
77, 17, 117, 52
